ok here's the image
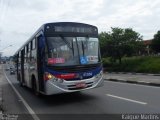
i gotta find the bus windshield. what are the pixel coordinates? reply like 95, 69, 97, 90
46, 37, 100, 66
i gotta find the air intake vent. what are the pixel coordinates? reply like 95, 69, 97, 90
47, 63, 102, 73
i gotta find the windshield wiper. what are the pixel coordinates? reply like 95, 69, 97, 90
81, 41, 85, 56
60, 35, 72, 49
60, 35, 74, 56
81, 36, 89, 56
72, 40, 74, 55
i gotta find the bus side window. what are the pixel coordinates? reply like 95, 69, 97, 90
18, 51, 21, 70
32, 39, 36, 50
31, 39, 36, 63
28, 42, 31, 61
24, 46, 27, 63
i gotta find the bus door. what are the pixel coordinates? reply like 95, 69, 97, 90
24, 43, 31, 87
20, 49, 25, 84
37, 34, 45, 92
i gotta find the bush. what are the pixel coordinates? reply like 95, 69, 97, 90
103, 56, 160, 73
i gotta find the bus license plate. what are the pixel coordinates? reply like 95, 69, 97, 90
76, 82, 86, 88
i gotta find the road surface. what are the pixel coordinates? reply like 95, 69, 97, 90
1, 66, 160, 120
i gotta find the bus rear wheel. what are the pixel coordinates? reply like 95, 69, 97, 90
18, 74, 24, 87
32, 78, 40, 96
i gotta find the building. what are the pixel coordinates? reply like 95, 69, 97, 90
143, 39, 152, 55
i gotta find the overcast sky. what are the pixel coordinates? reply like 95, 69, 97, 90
0, 0, 160, 56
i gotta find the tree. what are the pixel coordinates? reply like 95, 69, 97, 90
99, 27, 143, 64
99, 32, 111, 57
151, 31, 160, 53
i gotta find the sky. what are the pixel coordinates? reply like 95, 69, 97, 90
0, 0, 160, 56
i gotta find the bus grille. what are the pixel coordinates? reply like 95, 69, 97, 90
48, 63, 102, 73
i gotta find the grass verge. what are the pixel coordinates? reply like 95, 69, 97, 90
103, 56, 160, 73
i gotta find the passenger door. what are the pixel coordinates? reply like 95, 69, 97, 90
36, 34, 45, 92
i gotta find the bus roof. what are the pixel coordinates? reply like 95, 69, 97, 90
14, 22, 98, 55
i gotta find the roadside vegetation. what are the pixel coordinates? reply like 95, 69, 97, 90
102, 56, 160, 73
99, 28, 160, 73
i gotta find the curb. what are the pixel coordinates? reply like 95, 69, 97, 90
105, 78, 160, 87
0, 87, 3, 113
104, 72, 160, 76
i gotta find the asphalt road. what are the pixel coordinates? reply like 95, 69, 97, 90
104, 73, 160, 84
2, 66, 160, 120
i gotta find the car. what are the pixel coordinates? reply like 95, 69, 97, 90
10, 67, 15, 75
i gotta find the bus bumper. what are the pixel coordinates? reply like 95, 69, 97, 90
44, 74, 104, 95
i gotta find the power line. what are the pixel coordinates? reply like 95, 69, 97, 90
5, 0, 12, 18
0, 0, 5, 24
0, 0, 12, 27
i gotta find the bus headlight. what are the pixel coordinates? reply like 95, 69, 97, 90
44, 72, 54, 81
44, 72, 64, 83
95, 70, 103, 79
52, 77, 64, 83
57, 78, 64, 83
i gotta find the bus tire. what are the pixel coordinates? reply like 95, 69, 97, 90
32, 77, 40, 96
18, 74, 23, 87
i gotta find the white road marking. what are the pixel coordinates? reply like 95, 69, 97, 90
106, 94, 147, 105
3, 70, 40, 120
